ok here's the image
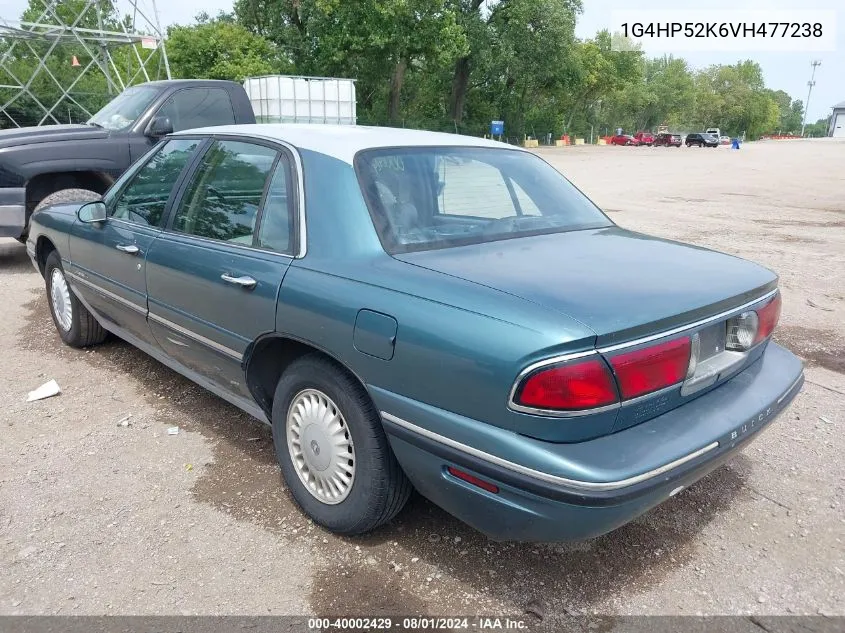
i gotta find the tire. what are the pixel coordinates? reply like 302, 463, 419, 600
35, 188, 101, 213
271, 354, 412, 535
20, 188, 102, 244
44, 250, 107, 348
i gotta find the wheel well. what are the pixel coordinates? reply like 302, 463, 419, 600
245, 336, 366, 419
26, 171, 113, 211
35, 236, 57, 276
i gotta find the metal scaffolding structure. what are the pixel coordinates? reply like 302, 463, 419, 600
0, 0, 171, 127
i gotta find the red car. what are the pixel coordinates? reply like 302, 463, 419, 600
634, 131, 655, 146
609, 134, 640, 146
654, 132, 682, 147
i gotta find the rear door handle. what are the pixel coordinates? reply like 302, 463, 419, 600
115, 244, 139, 254
221, 273, 257, 289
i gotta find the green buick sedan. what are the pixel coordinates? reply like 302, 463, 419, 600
26, 125, 803, 541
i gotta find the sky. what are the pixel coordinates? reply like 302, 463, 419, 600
1, 0, 842, 121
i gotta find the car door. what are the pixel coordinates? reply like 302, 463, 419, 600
67, 138, 203, 345
145, 137, 296, 397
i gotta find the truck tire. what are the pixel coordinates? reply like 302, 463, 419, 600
44, 250, 107, 348
271, 354, 412, 535
21, 188, 102, 243
34, 188, 101, 213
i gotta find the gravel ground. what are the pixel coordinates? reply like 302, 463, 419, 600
0, 138, 842, 624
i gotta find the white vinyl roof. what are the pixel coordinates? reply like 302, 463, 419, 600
174, 124, 519, 164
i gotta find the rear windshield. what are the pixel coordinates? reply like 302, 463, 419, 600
354, 147, 612, 254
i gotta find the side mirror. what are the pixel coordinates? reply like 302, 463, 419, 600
146, 115, 173, 138
77, 201, 107, 224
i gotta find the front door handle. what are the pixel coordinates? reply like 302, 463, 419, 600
221, 273, 257, 289
115, 244, 140, 254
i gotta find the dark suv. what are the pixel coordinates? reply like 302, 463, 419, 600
685, 133, 719, 148
654, 133, 682, 147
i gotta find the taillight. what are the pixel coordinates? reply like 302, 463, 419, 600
515, 358, 618, 411
608, 337, 691, 400
754, 293, 781, 343
512, 296, 780, 415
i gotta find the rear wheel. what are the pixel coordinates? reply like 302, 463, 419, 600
44, 251, 107, 348
271, 354, 412, 535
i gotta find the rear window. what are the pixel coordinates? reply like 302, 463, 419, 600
355, 147, 612, 254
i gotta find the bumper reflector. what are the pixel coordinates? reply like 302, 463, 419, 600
447, 466, 499, 494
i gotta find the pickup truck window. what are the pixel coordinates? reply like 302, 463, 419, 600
87, 85, 159, 131
111, 139, 200, 226
157, 88, 236, 132
172, 140, 278, 245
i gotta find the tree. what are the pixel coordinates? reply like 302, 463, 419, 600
483, 0, 581, 137
166, 18, 283, 82
803, 116, 830, 137
690, 61, 779, 137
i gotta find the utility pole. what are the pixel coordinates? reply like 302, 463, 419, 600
801, 60, 821, 137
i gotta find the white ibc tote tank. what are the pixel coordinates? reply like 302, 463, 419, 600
243, 75, 357, 125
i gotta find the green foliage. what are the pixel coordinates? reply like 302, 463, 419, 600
166, 20, 283, 82
803, 117, 830, 137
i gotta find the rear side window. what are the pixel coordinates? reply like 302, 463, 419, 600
356, 147, 612, 254
157, 88, 235, 132
171, 140, 277, 244
256, 158, 295, 254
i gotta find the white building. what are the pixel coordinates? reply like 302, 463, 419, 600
829, 100, 845, 138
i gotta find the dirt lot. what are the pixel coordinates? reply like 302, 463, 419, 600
0, 139, 843, 624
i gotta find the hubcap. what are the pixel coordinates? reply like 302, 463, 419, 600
286, 389, 355, 505
50, 268, 73, 332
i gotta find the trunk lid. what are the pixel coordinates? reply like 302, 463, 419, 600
395, 227, 777, 345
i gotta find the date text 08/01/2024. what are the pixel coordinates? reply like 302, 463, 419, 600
308, 617, 529, 630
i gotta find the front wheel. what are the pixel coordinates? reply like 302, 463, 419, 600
44, 251, 107, 348
21, 188, 102, 244
272, 354, 412, 535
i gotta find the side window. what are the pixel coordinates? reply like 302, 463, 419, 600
110, 138, 200, 226
172, 140, 277, 244
157, 88, 235, 132
437, 157, 516, 218
256, 157, 294, 254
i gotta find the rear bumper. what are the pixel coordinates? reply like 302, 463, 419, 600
0, 188, 26, 238
376, 342, 803, 541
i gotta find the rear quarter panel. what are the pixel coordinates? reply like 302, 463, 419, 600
277, 261, 619, 442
